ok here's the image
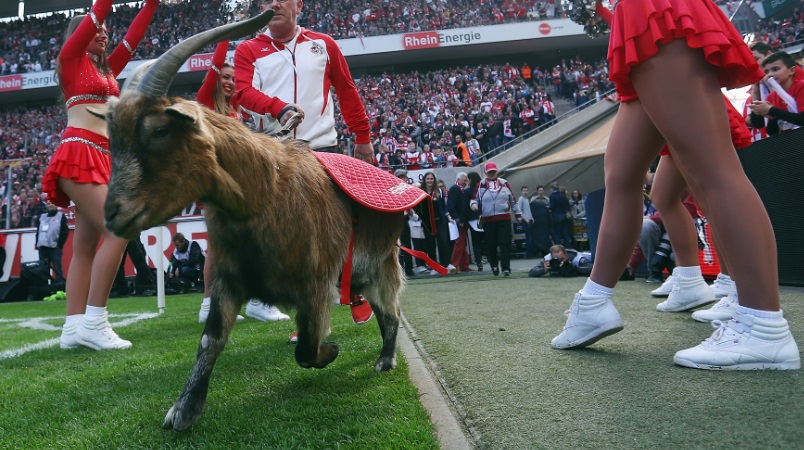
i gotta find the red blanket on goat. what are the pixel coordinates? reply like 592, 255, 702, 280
313, 152, 428, 212
312, 152, 445, 304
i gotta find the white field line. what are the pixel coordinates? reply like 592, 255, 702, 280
0, 312, 159, 360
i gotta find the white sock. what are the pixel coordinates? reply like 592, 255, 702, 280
201, 297, 211, 307
735, 305, 784, 321
675, 266, 702, 279
64, 314, 84, 328
248, 299, 261, 306
84, 305, 108, 322
718, 273, 732, 283
581, 279, 613, 297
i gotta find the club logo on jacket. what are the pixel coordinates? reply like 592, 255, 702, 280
310, 42, 324, 54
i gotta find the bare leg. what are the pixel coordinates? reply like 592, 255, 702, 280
60, 180, 128, 309
63, 210, 99, 316
588, 101, 666, 287
651, 155, 699, 267
630, 40, 777, 310
551, 100, 664, 349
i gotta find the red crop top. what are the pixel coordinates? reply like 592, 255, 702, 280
59, 0, 157, 109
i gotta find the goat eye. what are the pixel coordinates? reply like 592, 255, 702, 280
152, 126, 170, 139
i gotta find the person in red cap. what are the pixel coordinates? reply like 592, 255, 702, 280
469, 162, 522, 276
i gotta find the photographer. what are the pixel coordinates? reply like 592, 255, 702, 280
169, 233, 205, 283
544, 245, 579, 277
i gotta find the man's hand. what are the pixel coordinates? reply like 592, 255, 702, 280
354, 143, 375, 165
279, 104, 305, 127
470, 203, 479, 212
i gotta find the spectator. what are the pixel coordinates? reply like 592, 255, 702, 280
169, 232, 206, 284
454, 134, 471, 167
35, 200, 68, 281
470, 162, 521, 276
421, 171, 452, 274
517, 186, 535, 257
529, 185, 552, 257
447, 172, 472, 272
748, 52, 804, 134
548, 182, 572, 247
570, 189, 586, 219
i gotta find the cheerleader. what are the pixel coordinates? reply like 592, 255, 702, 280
44, 0, 158, 351
553, 0, 799, 370
195, 41, 291, 324
650, 96, 752, 324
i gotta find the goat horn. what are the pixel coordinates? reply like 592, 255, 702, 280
134, 8, 275, 98
120, 60, 156, 92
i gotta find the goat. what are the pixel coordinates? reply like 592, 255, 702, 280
92, 11, 412, 431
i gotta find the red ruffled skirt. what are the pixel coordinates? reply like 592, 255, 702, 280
609, 0, 764, 102
659, 93, 753, 155
42, 127, 111, 207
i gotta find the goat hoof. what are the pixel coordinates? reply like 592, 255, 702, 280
296, 342, 339, 369
162, 399, 205, 431
375, 356, 397, 372
317, 342, 339, 368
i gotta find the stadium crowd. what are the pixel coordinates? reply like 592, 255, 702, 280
0, 55, 615, 229
0, 0, 797, 230
0, 0, 565, 75
1, 0, 800, 75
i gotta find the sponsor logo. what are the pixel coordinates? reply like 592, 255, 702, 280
403, 31, 440, 50
439, 31, 482, 45
539, 23, 551, 35
0, 75, 23, 92
187, 54, 214, 72
403, 30, 484, 50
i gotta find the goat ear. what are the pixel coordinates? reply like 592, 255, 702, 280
86, 104, 109, 120
165, 102, 203, 125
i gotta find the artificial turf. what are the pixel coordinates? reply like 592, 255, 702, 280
401, 273, 804, 449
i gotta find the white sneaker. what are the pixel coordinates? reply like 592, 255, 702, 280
650, 274, 675, 297
656, 276, 715, 312
76, 320, 132, 350
447, 264, 457, 274
674, 315, 801, 370
198, 305, 244, 323
60, 323, 80, 349
430, 269, 439, 276
246, 301, 291, 321
691, 290, 738, 323
710, 273, 732, 299
551, 292, 624, 349
416, 266, 429, 274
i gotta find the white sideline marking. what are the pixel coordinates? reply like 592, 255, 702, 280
0, 313, 159, 360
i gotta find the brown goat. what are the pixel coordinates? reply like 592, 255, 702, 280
94, 12, 409, 431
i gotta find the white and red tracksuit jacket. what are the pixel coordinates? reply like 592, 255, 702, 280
233, 27, 370, 149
